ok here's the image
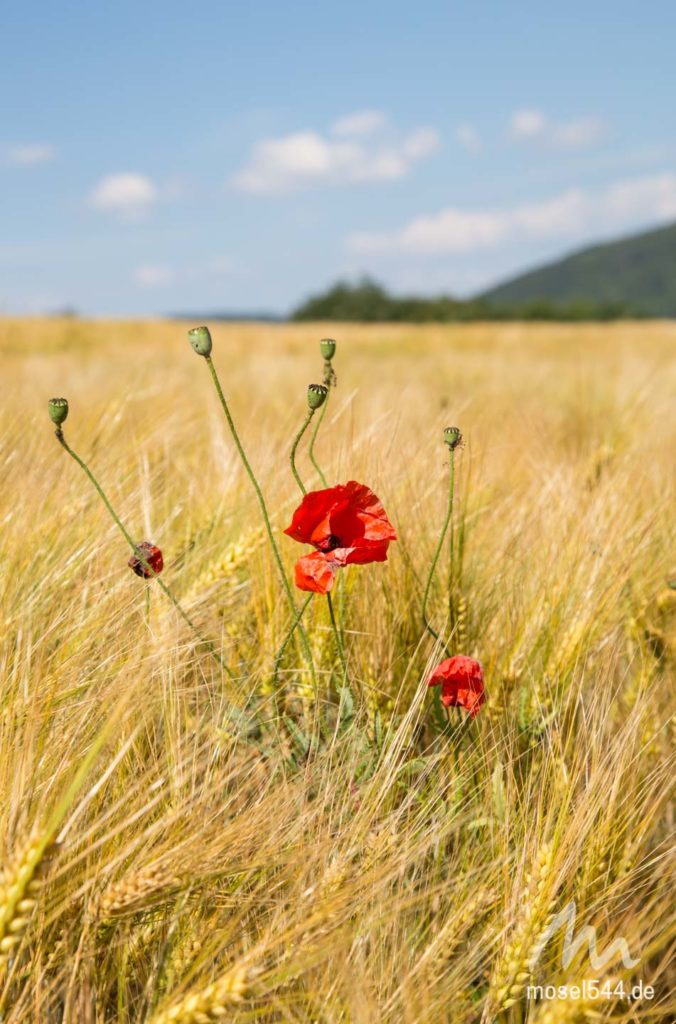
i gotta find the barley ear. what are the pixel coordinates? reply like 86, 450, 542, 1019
150, 964, 249, 1023
96, 864, 182, 924
0, 832, 57, 972
486, 840, 556, 1015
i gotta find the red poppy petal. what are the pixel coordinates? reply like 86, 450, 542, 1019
463, 688, 487, 718
427, 658, 453, 687
440, 685, 458, 707
342, 481, 397, 542
294, 552, 337, 594
433, 656, 484, 687
284, 482, 397, 553
440, 680, 486, 716
128, 542, 164, 578
340, 541, 391, 566
284, 486, 345, 545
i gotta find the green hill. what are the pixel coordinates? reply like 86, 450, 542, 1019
479, 222, 676, 316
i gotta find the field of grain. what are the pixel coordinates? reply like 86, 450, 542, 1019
1, 317, 674, 1023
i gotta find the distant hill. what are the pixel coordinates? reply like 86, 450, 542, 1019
169, 311, 283, 322
291, 276, 633, 323
174, 222, 676, 324
479, 222, 676, 316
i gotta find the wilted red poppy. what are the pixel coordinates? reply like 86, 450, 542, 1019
128, 541, 164, 579
284, 481, 397, 594
427, 656, 486, 718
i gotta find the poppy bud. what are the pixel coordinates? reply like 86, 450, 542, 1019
307, 384, 328, 410
48, 397, 69, 426
319, 338, 336, 361
128, 541, 164, 578
187, 325, 213, 357
444, 426, 462, 450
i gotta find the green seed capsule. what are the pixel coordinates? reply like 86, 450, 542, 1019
444, 426, 462, 450
188, 325, 213, 357
319, 338, 336, 361
48, 397, 69, 426
307, 384, 328, 410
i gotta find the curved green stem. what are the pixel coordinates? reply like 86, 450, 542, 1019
327, 591, 348, 685
308, 398, 329, 488
448, 453, 456, 633
55, 430, 234, 677
309, 357, 334, 487
203, 356, 315, 681
271, 594, 313, 689
421, 448, 455, 656
290, 409, 315, 495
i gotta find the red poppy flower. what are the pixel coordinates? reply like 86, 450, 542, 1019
284, 481, 397, 594
427, 656, 486, 718
128, 541, 164, 579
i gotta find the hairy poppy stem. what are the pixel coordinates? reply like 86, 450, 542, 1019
290, 409, 315, 495
54, 429, 233, 677
327, 592, 349, 685
309, 346, 335, 487
447, 452, 456, 636
203, 355, 315, 681
308, 399, 329, 488
271, 593, 314, 689
421, 445, 456, 657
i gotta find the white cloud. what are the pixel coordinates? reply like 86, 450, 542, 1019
331, 110, 388, 137
349, 173, 676, 255
231, 122, 439, 194
6, 143, 56, 166
509, 109, 548, 140
134, 258, 236, 288
456, 123, 482, 154
508, 109, 606, 150
89, 173, 158, 213
402, 127, 439, 160
550, 118, 606, 149
134, 264, 174, 287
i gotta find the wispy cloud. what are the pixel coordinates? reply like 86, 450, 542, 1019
231, 118, 439, 194
455, 123, 482, 154
134, 258, 235, 288
330, 110, 388, 137
349, 172, 676, 255
134, 264, 174, 287
89, 173, 158, 214
508, 109, 607, 150
6, 143, 56, 166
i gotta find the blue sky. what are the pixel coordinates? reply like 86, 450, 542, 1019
2, 0, 676, 316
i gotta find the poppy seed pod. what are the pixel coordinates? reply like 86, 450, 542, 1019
444, 426, 463, 450
307, 384, 328, 410
48, 397, 69, 426
188, 325, 213, 357
319, 338, 336, 361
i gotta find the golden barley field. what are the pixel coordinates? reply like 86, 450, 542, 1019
1, 317, 674, 1023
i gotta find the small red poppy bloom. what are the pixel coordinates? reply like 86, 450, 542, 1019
284, 481, 397, 594
128, 541, 164, 579
427, 656, 486, 718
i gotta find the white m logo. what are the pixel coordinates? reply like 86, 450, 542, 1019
529, 900, 640, 972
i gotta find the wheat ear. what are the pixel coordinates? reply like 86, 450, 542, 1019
150, 965, 249, 1022
0, 832, 55, 972
487, 841, 556, 1014
97, 864, 182, 923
